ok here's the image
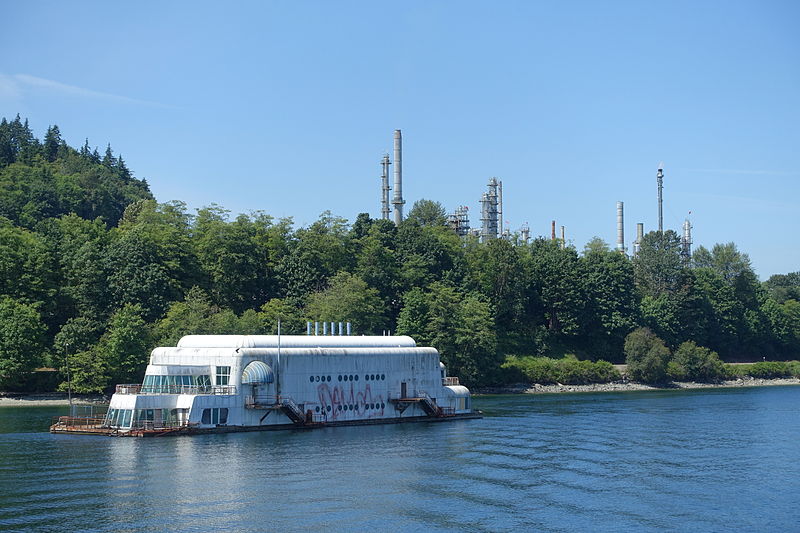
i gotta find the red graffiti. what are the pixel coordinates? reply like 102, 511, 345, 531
314, 383, 385, 421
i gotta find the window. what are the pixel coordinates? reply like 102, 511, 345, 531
136, 409, 155, 423
201, 408, 229, 425
196, 375, 211, 392
141, 374, 211, 393
120, 409, 132, 427
216, 366, 231, 386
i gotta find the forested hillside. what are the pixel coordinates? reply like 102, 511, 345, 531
1, 117, 798, 392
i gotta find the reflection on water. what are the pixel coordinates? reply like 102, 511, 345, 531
2, 386, 799, 532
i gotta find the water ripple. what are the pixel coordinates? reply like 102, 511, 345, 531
2, 386, 800, 532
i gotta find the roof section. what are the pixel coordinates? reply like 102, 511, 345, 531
176, 335, 416, 349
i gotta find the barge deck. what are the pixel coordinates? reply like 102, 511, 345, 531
50, 410, 482, 437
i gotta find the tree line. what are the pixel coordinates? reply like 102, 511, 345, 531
0, 117, 798, 392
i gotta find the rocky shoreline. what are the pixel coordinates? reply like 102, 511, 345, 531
0, 393, 107, 407
475, 377, 800, 395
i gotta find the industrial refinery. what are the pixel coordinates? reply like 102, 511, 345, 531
375, 130, 694, 260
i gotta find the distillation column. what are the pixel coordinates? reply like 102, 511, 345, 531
392, 130, 405, 225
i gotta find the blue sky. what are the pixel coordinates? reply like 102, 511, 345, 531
1, 1, 798, 278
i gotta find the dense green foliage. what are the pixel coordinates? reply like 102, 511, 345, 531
502, 355, 621, 385
667, 341, 726, 382
0, 117, 798, 392
725, 361, 800, 379
624, 327, 672, 384
0, 297, 46, 389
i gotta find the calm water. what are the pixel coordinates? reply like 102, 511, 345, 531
2, 387, 800, 532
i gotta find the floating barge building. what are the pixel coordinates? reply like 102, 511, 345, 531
51, 334, 479, 436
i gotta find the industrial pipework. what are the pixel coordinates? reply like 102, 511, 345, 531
520, 223, 530, 244
447, 205, 470, 237
380, 154, 391, 220
681, 217, 693, 264
479, 178, 500, 242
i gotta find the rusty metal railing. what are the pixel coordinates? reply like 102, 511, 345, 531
442, 377, 460, 386
51, 416, 107, 429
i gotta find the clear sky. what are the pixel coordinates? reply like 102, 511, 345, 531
2, 1, 798, 278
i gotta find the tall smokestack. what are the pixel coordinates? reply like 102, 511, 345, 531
617, 201, 625, 253
551, 220, 556, 241
380, 154, 391, 220
657, 163, 664, 232
560, 225, 565, 249
634, 223, 644, 257
392, 130, 404, 225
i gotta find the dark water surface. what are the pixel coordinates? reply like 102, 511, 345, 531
2, 386, 799, 532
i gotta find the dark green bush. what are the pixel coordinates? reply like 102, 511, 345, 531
624, 327, 671, 384
667, 341, 726, 382
724, 361, 800, 379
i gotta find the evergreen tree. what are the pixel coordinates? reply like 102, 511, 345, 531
102, 144, 116, 168
43, 125, 62, 162
80, 138, 92, 158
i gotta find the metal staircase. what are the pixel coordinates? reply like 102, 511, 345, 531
390, 391, 446, 418
418, 392, 443, 417
280, 398, 307, 425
